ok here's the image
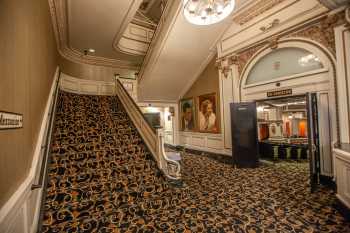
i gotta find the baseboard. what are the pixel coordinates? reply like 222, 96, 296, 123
0, 67, 60, 233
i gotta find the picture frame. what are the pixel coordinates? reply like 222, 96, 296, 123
197, 93, 219, 133
180, 98, 195, 131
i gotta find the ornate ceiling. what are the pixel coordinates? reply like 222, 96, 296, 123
49, 0, 163, 69
49, 0, 348, 71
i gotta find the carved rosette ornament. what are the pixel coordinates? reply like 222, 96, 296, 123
216, 56, 238, 78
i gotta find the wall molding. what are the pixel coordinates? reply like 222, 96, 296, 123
179, 131, 230, 156
0, 67, 60, 233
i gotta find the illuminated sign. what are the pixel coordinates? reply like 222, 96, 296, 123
267, 89, 292, 98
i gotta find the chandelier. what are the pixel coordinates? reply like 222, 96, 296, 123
183, 0, 235, 26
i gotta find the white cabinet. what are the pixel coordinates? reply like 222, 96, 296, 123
334, 148, 350, 208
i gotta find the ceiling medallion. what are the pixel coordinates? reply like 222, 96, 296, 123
183, 0, 235, 26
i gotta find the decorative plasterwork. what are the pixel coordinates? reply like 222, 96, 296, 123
286, 10, 346, 54
232, 0, 287, 25
223, 10, 347, 77
317, 0, 350, 9
48, 0, 140, 69
216, 55, 238, 78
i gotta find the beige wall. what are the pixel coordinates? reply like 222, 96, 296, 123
0, 0, 58, 208
181, 57, 221, 132
59, 56, 138, 81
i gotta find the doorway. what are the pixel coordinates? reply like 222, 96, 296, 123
257, 96, 309, 162
255, 93, 332, 191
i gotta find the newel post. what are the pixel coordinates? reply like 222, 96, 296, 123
114, 73, 120, 95
155, 126, 166, 170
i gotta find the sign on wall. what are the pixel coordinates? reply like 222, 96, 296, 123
267, 89, 292, 98
0, 111, 23, 130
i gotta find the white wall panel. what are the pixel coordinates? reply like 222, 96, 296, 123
60, 73, 117, 96
179, 132, 230, 155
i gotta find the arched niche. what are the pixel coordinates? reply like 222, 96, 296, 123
240, 39, 336, 103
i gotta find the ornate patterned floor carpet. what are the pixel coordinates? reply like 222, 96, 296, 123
41, 91, 350, 232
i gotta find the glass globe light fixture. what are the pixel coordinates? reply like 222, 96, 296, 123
183, 0, 235, 26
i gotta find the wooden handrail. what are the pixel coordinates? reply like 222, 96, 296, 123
116, 78, 156, 133
115, 78, 181, 180
31, 72, 61, 190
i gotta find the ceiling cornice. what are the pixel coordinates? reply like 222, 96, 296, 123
48, 0, 141, 69
232, 0, 288, 25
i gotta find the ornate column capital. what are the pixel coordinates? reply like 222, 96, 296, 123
216, 55, 239, 78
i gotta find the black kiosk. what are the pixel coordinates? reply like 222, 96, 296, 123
230, 102, 259, 168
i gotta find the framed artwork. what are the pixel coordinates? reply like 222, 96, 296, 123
180, 98, 195, 131
197, 93, 219, 133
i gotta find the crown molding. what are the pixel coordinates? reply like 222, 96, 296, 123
232, 0, 287, 25
48, 0, 141, 69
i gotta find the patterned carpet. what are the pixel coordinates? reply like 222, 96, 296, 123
41, 91, 350, 233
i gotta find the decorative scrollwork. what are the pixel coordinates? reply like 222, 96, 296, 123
216, 55, 239, 78
260, 19, 280, 32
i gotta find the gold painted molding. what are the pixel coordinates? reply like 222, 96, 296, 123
216, 55, 239, 78
48, 0, 140, 69
221, 9, 347, 76
232, 0, 287, 25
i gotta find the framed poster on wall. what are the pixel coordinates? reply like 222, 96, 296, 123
197, 93, 219, 133
180, 98, 195, 131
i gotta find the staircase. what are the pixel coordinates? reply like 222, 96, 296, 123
41, 91, 187, 232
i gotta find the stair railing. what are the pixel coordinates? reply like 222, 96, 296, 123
114, 78, 181, 180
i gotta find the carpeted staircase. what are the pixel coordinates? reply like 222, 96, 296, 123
41, 91, 188, 232
40, 91, 350, 233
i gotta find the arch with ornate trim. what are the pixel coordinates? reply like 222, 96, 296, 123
239, 37, 338, 177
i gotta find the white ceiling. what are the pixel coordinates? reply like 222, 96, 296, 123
67, 0, 144, 65
138, 0, 248, 102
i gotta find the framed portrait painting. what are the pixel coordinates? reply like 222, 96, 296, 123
197, 93, 219, 133
180, 98, 195, 131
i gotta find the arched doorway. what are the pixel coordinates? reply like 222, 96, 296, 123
239, 38, 338, 186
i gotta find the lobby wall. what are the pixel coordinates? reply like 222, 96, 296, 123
0, 0, 58, 208
178, 57, 227, 155
182, 57, 221, 133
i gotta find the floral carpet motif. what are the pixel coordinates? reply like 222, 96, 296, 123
41, 91, 350, 233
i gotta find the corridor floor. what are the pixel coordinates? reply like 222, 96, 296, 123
42, 91, 350, 233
